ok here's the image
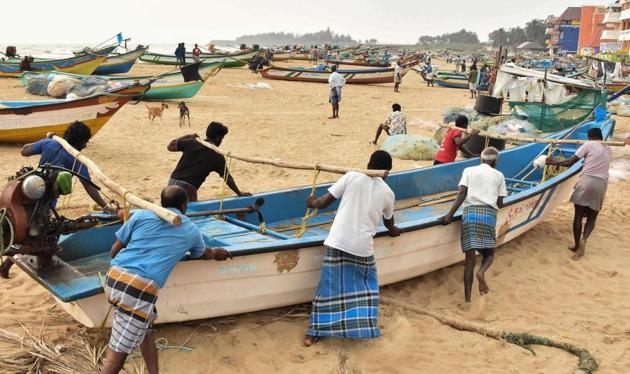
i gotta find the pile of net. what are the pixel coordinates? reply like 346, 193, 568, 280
443, 106, 540, 136
24, 73, 131, 100
380, 135, 440, 161
607, 96, 630, 117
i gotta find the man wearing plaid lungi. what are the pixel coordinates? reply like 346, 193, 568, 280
303, 151, 402, 347
101, 186, 232, 374
443, 147, 507, 308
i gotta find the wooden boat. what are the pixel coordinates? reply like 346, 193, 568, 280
271, 51, 295, 61
0, 55, 104, 78
0, 84, 148, 143
11, 117, 614, 327
139, 50, 257, 67
20, 61, 224, 101
260, 62, 417, 84
325, 58, 391, 67
435, 71, 469, 89
93, 46, 148, 75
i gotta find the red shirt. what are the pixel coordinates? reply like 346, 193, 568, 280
434, 129, 462, 163
192, 47, 201, 57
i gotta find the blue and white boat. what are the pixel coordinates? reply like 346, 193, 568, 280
93, 46, 148, 75
12, 117, 615, 327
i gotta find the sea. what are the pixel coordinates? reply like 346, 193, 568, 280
2, 43, 238, 59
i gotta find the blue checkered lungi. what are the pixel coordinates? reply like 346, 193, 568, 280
307, 247, 380, 339
461, 205, 498, 252
329, 87, 342, 104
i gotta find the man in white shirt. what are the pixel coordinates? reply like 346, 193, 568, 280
303, 151, 401, 346
328, 65, 346, 119
443, 147, 507, 307
394, 61, 402, 92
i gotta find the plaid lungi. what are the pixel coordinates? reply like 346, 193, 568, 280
167, 178, 198, 202
461, 205, 498, 252
307, 247, 380, 339
329, 87, 342, 104
105, 267, 159, 354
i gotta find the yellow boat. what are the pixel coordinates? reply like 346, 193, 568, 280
0, 84, 146, 143
0, 56, 105, 78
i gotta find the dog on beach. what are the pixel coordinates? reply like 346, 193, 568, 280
146, 103, 169, 124
178, 101, 190, 127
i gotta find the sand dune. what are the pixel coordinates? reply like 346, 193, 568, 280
1, 60, 629, 373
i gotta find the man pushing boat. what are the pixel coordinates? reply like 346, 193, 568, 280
167, 122, 251, 201
546, 127, 612, 260
442, 147, 507, 308
303, 151, 401, 346
101, 186, 232, 374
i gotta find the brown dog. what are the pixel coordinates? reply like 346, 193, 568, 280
146, 103, 169, 124
178, 101, 190, 127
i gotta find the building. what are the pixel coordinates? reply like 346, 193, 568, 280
578, 6, 607, 55
546, 7, 582, 55
620, 0, 630, 51
600, 1, 622, 53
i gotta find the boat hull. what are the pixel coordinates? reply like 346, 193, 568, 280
140, 51, 254, 67
0, 57, 103, 78
53, 172, 577, 328
93, 47, 147, 75
260, 64, 414, 84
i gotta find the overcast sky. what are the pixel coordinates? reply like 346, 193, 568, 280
2, 0, 611, 45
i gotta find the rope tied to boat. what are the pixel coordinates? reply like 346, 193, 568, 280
294, 164, 320, 238
541, 146, 566, 182
218, 153, 234, 217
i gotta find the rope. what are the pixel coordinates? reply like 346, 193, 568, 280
484, 134, 490, 150
294, 165, 320, 238
258, 221, 267, 234
155, 337, 193, 353
121, 191, 132, 222
541, 146, 566, 182
218, 154, 233, 215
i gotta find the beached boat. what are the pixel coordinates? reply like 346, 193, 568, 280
260, 62, 417, 84
139, 50, 256, 67
435, 72, 469, 89
0, 84, 148, 143
20, 61, 224, 101
0, 55, 104, 78
93, 46, 148, 75
325, 58, 391, 67
11, 117, 614, 327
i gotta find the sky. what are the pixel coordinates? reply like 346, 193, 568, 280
2, 0, 612, 45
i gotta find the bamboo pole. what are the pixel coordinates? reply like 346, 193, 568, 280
439, 124, 626, 147
196, 139, 388, 177
52, 136, 181, 225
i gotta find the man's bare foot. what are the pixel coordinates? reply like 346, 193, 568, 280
370, 140, 377, 145
458, 302, 472, 312
572, 240, 586, 260
303, 335, 320, 347
568, 244, 579, 253
476, 272, 489, 295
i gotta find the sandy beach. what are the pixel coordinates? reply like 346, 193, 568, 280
1, 60, 630, 373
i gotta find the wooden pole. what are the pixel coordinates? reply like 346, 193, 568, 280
52, 136, 181, 225
196, 139, 389, 177
439, 124, 626, 146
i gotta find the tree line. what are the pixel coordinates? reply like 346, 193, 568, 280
234, 28, 357, 46
488, 19, 548, 48
417, 29, 480, 45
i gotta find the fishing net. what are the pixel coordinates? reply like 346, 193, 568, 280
509, 89, 606, 133
380, 135, 439, 161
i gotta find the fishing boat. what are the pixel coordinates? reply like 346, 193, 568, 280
260, 62, 417, 84
93, 46, 148, 75
139, 50, 257, 67
0, 84, 148, 143
271, 51, 295, 61
0, 54, 105, 78
435, 71, 469, 89
325, 58, 391, 67
10, 116, 614, 327
20, 61, 224, 101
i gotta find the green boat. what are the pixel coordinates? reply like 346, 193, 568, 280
20, 61, 224, 100
140, 50, 257, 68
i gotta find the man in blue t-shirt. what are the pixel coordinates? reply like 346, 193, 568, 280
102, 185, 232, 374
20, 121, 112, 212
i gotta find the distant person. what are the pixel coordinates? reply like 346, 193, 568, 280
192, 44, 202, 64
546, 128, 612, 260
328, 65, 346, 119
100, 186, 232, 374
461, 59, 467, 73
174, 43, 184, 67
433, 115, 479, 165
303, 151, 401, 346
167, 122, 251, 202
442, 147, 507, 308
468, 63, 479, 99
371, 103, 407, 144
21, 121, 113, 212
394, 61, 402, 92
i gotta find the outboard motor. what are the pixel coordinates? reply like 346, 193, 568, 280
0, 165, 102, 278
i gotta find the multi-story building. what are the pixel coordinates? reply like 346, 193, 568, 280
578, 5, 607, 55
546, 7, 582, 55
600, 1, 622, 53
620, 0, 630, 51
